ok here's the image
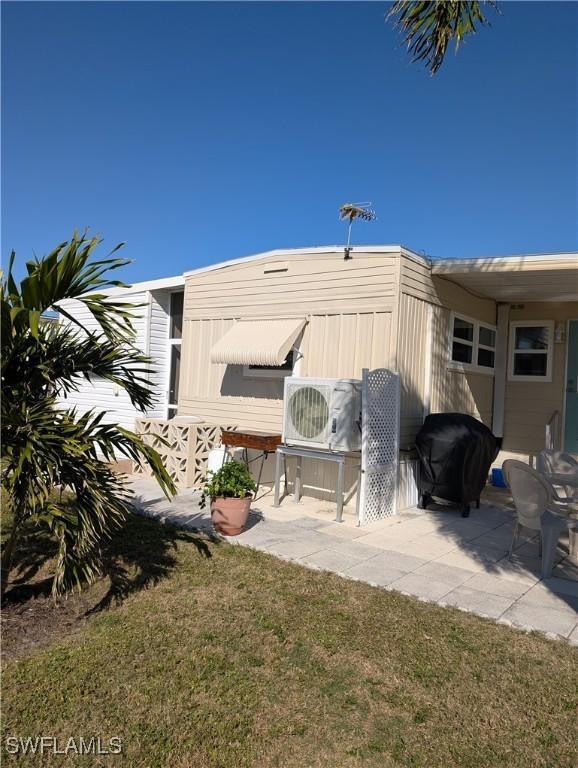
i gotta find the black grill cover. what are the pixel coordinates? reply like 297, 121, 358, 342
415, 413, 499, 505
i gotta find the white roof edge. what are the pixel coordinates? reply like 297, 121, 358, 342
400, 246, 432, 268
183, 244, 419, 278
102, 274, 185, 296
432, 252, 578, 272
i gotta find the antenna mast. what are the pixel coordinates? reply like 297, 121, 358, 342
339, 202, 376, 259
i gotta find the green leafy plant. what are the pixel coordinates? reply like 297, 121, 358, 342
1, 232, 176, 600
387, 1, 498, 75
199, 460, 257, 509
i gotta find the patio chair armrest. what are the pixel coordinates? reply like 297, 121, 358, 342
555, 492, 578, 504
547, 503, 578, 522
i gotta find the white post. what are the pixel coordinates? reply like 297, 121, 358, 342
422, 304, 433, 420
492, 303, 510, 439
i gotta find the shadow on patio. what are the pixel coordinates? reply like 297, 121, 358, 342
127, 475, 578, 641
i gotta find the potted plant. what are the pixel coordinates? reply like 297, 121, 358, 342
200, 460, 257, 536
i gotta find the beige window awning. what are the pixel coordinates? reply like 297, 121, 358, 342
211, 318, 306, 366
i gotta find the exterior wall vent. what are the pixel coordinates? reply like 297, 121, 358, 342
264, 262, 289, 274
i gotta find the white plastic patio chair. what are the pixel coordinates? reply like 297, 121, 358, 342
537, 449, 578, 475
536, 450, 578, 500
502, 459, 578, 578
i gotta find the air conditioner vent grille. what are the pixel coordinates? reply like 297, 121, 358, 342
288, 385, 330, 440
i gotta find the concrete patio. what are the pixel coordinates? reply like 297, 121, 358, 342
129, 477, 578, 643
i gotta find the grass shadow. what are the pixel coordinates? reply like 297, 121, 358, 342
86, 513, 214, 613
2, 511, 216, 611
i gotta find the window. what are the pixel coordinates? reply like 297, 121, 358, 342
508, 321, 553, 382
477, 324, 496, 369
449, 313, 496, 374
168, 344, 181, 403
167, 291, 184, 418
243, 350, 295, 379
451, 316, 474, 364
169, 291, 183, 339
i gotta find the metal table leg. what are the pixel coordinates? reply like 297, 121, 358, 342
254, 451, 267, 499
294, 455, 302, 503
335, 458, 345, 523
273, 449, 283, 507
283, 456, 288, 496
355, 465, 362, 525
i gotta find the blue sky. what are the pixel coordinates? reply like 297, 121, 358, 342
2, 1, 577, 283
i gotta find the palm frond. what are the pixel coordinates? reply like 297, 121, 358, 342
387, 1, 498, 75
1, 234, 176, 598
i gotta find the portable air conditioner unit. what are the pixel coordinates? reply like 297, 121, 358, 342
283, 377, 362, 452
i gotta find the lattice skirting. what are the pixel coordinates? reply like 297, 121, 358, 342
134, 419, 236, 488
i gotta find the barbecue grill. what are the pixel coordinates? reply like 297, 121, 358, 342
415, 413, 499, 517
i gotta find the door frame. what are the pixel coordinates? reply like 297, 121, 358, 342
562, 318, 578, 452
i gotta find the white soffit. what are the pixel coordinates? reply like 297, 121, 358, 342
432, 253, 578, 302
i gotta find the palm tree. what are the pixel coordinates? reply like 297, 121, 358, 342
1, 233, 176, 600
387, 1, 498, 75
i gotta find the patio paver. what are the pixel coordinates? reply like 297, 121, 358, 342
343, 557, 409, 587
325, 539, 385, 561
462, 572, 531, 600
129, 476, 578, 642
389, 573, 457, 601
500, 602, 578, 638
361, 549, 429, 574
413, 561, 478, 588
442, 586, 516, 619
300, 548, 362, 573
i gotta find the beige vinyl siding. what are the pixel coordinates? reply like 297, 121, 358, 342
399, 255, 440, 304
300, 312, 393, 378
179, 250, 399, 425
400, 252, 496, 324
179, 249, 398, 500
429, 303, 494, 426
179, 312, 393, 427
396, 255, 496, 441
396, 294, 430, 447
502, 302, 578, 456
179, 311, 392, 500
183, 251, 398, 319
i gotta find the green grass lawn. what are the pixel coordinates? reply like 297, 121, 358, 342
2, 512, 577, 768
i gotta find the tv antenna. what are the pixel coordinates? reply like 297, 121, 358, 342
339, 202, 376, 259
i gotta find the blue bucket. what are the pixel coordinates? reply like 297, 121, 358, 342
491, 468, 506, 488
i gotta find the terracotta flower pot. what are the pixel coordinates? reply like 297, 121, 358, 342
210, 495, 252, 536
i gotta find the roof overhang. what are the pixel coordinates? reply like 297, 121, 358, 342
432, 253, 578, 303
211, 317, 307, 366
184, 244, 428, 278
103, 274, 185, 296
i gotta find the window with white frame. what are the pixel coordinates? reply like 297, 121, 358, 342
167, 291, 183, 419
449, 313, 496, 373
508, 320, 553, 382
243, 350, 295, 379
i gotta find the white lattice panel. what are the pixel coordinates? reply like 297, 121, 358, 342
358, 368, 400, 525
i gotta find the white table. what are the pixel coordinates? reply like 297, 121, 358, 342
273, 445, 361, 523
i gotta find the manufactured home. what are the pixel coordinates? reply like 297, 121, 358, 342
57, 274, 185, 431
60, 245, 578, 515
166, 245, 578, 505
